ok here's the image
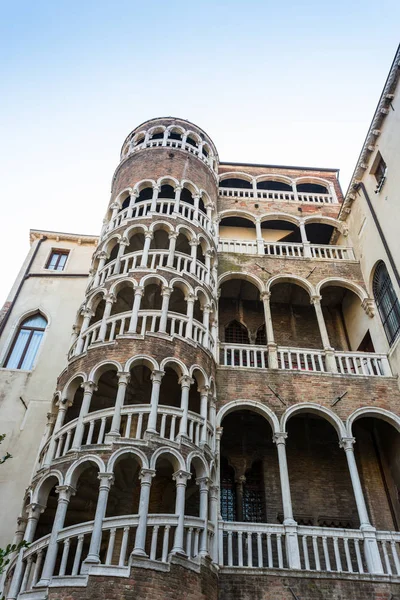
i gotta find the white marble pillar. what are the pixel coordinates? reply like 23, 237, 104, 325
140, 232, 153, 267
199, 386, 209, 446
114, 238, 129, 275
255, 219, 264, 254
107, 372, 130, 438
82, 474, 114, 568
128, 287, 144, 332
197, 477, 210, 556
172, 470, 191, 554
127, 190, 139, 218
71, 381, 97, 450
178, 376, 194, 439
340, 437, 384, 574
44, 399, 69, 466
37, 486, 75, 585
193, 195, 200, 221
274, 433, 301, 569
202, 304, 211, 348
159, 287, 172, 333
185, 294, 195, 340
189, 240, 199, 274
209, 485, 219, 562
204, 251, 212, 285
173, 186, 182, 214
261, 292, 278, 368
132, 469, 156, 556
167, 232, 178, 268
98, 293, 115, 342
150, 185, 160, 212
75, 308, 94, 355
93, 252, 108, 288
146, 370, 165, 434
299, 220, 311, 257
311, 295, 337, 373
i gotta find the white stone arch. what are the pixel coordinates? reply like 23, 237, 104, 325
169, 276, 194, 297
219, 171, 254, 185
316, 278, 368, 302
199, 189, 214, 210
176, 223, 197, 242
124, 354, 159, 373
181, 179, 200, 196
218, 209, 257, 225
65, 454, 106, 487
255, 173, 294, 186
139, 273, 169, 289
148, 124, 167, 137
124, 223, 148, 241
194, 285, 212, 308
166, 124, 185, 135
32, 470, 64, 504
280, 403, 346, 440
89, 360, 123, 384
107, 447, 149, 473
267, 274, 315, 298
115, 187, 133, 208
109, 276, 138, 296
149, 219, 174, 234
347, 407, 400, 437
216, 399, 280, 434
157, 176, 180, 191
303, 215, 345, 233
133, 179, 156, 194
196, 232, 212, 255
218, 271, 265, 293
103, 233, 122, 257
294, 176, 332, 187
150, 446, 186, 471
260, 212, 300, 227
133, 130, 147, 144
61, 372, 88, 401
159, 357, 189, 377
189, 364, 209, 388
186, 451, 210, 478
86, 288, 107, 311
184, 129, 202, 145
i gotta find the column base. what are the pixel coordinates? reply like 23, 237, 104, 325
104, 432, 121, 443
81, 556, 100, 574
144, 429, 160, 440
131, 548, 148, 557
175, 433, 191, 444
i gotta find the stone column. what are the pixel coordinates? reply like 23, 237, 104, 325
177, 376, 194, 440
189, 240, 199, 274
197, 477, 210, 556
71, 381, 97, 450
274, 432, 301, 569
159, 287, 172, 333
167, 232, 178, 268
199, 386, 209, 447
173, 186, 182, 213
261, 292, 278, 368
37, 486, 75, 585
75, 308, 94, 355
150, 185, 160, 212
7, 504, 44, 600
140, 232, 153, 267
82, 474, 114, 569
204, 250, 212, 284
127, 190, 139, 218
132, 469, 156, 556
209, 485, 219, 562
114, 238, 129, 275
44, 399, 69, 466
311, 295, 337, 373
299, 220, 311, 257
193, 195, 200, 221
128, 286, 144, 332
172, 470, 191, 554
235, 476, 246, 522
209, 398, 217, 453
202, 303, 211, 348
98, 293, 115, 342
206, 205, 212, 222
110, 202, 119, 220
255, 219, 264, 254
93, 252, 107, 288
340, 437, 384, 574
107, 372, 130, 438
146, 370, 165, 434
185, 293, 195, 340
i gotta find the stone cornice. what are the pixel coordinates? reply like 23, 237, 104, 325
30, 229, 99, 246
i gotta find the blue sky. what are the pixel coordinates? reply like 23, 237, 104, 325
0, 0, 399, 302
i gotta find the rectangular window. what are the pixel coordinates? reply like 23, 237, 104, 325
370, 151, 387, 192
46, 250, 69, 271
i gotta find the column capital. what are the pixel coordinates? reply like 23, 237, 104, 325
134, 286, 144, 297
179, 375, 194, 389
340, 437, 356, 451
55, 485, 76, 502
168, 231, 179, 240
174, 184, 183, 192
139, 468, 156, 484
172, 469, 192, 484
117, 371, 131, 386
203, 303, 212, 314
310, 295, 322, 305
130, 189, 140, 199
81, 380, 97, 394
273, 432, 288, 445
144, 231, 154, 240
152, 184, 161, 193
196, 477, 211, 490
97, 473, 114, 490
96, 250, 108, 260
46, 412, 57, 425
260, 291, 271, 301
82, 307, 95, 319
161, 286, 173, 298
209, 485, 219, 499
185, 293, 196, 303
58, 396, 71, 409
26, 503, 46, 518
119, 237, 130, 247
215, 426, 223, 440
209, 397, 217, 410
109, 201, 119, 210
189, 239, 200, 247
151, 369, 165, 384
362, 298, 375, 318
199, 385, 210, 396
104, 292, 116, 304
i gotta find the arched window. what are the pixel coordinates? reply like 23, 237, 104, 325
225, 320, 250, 344
373, 261, 400, 345
4, 313, 47, 369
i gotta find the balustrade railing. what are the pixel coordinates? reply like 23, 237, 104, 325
219, 344, 391, 377
218, 238, 355, 260
125, 137, 216, 171
218, 522, 287, 568
102, 198, 213, 240
38, 406, 210, 468
376, 531, 400, 575
92, 250, 213, 290
219, 187, 337, 204
69, 310, 214, 359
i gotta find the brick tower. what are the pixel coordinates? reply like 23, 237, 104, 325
4, 117, 400, 600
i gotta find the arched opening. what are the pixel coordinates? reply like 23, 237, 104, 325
4, 312, 47, 371
305, 223, 335, 245
121, 364, 152, 437
297, 182, 328, 195
219, 217, 256, 242
270, 282, 320, 349
159, 367, 181, 409
181, 187, 194, 205
110, 286, 135, 316
186, 136, 198, 148
90, 368, 118, 413
353, 416, 400, 531
150, 229, 169, 250
220, 410, 281, 522
149, 456, 176, 514
219, 278, 263, 345
168, 129, 183, 142
119, 192, 130, 211
105, 242, 119, 265
65, 464, 100, 528
136, 187, 153, 202
175, 232, 191, 256
320, 285, 371, 353
169, 286, 187, 315
261, 219, 301, 246
257, 180, 292, 191
89, 298, 105, 326
189, 372, 202, 415
286, 413, 358, 527
372, 261, 400, 345
106, 455, 141, 517
64, 378, 84, 424
150, 129, 164, 140
33, 477, 60, 541
220, 178, 252, 189
159, 184, 175, 199
126, 232, 145, 254
141, 283, 162, 310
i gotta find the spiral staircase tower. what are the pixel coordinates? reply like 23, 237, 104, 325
5, 118, 220, 599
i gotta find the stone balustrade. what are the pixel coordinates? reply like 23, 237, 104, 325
218, 239, 355, 260
219, 186, 337, 204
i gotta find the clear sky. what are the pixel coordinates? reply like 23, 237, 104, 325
0, 1, 399, 303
